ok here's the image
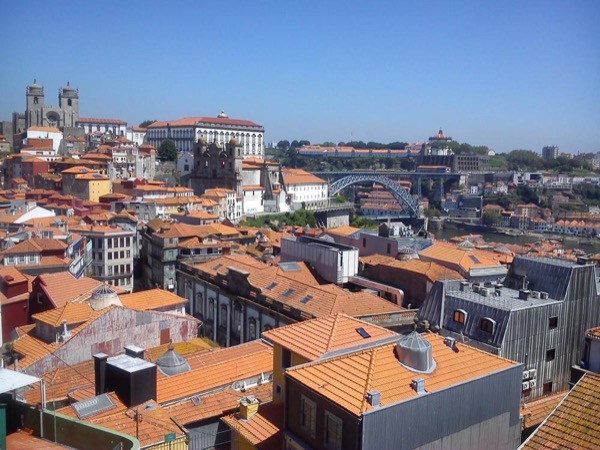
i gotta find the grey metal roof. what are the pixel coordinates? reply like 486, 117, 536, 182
507, 256, 574, 300
156, 347, 191, 376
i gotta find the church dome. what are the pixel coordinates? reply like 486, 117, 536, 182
217, 111, 229, 118
156, 346, 191, 376
89, 284, 122, 310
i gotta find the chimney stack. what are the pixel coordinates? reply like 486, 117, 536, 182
124, 345, 145, 359
519, 289, 531, 301
93, 353, 108, 395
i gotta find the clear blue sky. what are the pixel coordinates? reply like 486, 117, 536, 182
1, 1, 599, 153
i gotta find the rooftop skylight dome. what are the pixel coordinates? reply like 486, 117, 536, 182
395, 331, 436, 373
89, 284, 122, 310
155, 345, 191, 376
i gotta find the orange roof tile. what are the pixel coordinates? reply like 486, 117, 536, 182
281, 168, 326, 185
360, 254, 463, 283
222, 402, 283, 450
2, 240, 43, 255
32, 302, 93, 327
156, 340, 273, 404
286, 333, 517, 417
325, 225, 361, 237
36, 272, 108, 308
521, 390, 568, 431
263, 313, 398, 360
522, 374, 600, 449
6, 430, 71, 449
167, 383, 273, 425
119, 289, 187, 311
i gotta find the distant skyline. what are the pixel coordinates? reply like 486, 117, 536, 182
1, 1, 599, 153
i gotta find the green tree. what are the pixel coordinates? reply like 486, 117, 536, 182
481, 210, 501, 227
158, 139, 178, 161
139, 120, 156, 128
277, 140, 290, 150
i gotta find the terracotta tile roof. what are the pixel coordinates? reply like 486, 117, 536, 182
243, 185, 264, 191
521, 390, 568, 431
195, 255, 404, 318
222, 402, 283, 450
30, 238, 68, 252
144, 338, 216, 363
420, 241, 502, 272
61, 166, 98, 174
27, 126, 61, 133
326, 225, 361, 237
119, 289, 187, 311
0, 265, 29, 285
32, 302, 93, 327
36, 272, 108, 308
167, 383, 273, 425
521, 374, 600, 449
147, 116, 262, 128
2, 240, 43, 255
360, 254, 463, 283
79, 117, 126, 125
156, 340, 273, 404
586, 327, 600, 340
12, 333, 55, 368
263, 313, 398, 360
286, 333, 517, 417
36, 255, 71, 267
281, 168, 326, 185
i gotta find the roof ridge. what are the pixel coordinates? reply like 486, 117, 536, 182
359, 347, 378, 411
324, 314, 341, 352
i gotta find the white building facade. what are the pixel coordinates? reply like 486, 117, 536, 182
77, 117, 128, 136
146, 112, 265, 158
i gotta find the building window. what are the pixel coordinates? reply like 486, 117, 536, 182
300, 395, 316, 439
362, 238, 366, 248
543, 381, 553, 394
219, 304, 228, 328
453, 309, 467, 324
282, 348, 291, 369
324, 411, 343, 450
248, 318, 257, 340
549, 316, 558, 329
387, 243, 391, 254
480, 317, 496, 334
208, 298, 215, 320
546, 348, 556, 361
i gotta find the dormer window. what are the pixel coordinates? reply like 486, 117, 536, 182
480, 317, 496, 334
453, 309, 467, 324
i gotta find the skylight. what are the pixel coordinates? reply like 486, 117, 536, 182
356, 327, 371, 339
300, 295, 313, 304
468, 255, 481, 264
283, 288, 295, 297
212, 263, 223, 270
266, 282, 277, 290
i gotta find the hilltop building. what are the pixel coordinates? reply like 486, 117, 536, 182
146, 112, 264, 157
542, 145, 560, 161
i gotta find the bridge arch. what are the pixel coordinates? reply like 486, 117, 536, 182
329, 174, 420, 218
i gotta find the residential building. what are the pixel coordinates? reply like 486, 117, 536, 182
77, 117, 127, 136
24, 126, 63, 152
70, 223, 135, 291
418, 255, 600, 401
177, 254, 411, 348
233, 313, 523, 450
280, 168, 328, 209
280, 235, 359, 284
146, 112, 265, 157
541, 145, 560, 161
0, 266, 31, 343
126, 126, 147, 146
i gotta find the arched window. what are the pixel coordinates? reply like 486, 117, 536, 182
220, 304, 228, 328
480, 317, 496, 334
248, 318, 257, 340
453, 309, 467, 324
208, 298, 215, 320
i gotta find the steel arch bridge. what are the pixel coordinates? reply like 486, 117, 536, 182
329, 174, 420, 218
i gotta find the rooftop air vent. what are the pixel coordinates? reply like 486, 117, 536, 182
519, 289, 531, 301
395, 332, 436, 373
411, 378, 426, 395
481, 288, 490, 297
540, 291, 549, 299
366, 390, 381, 407
155, 345, 191, 376
444, 337, 458, 352
531, 291, 540, 299
460, 281, 469, 292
